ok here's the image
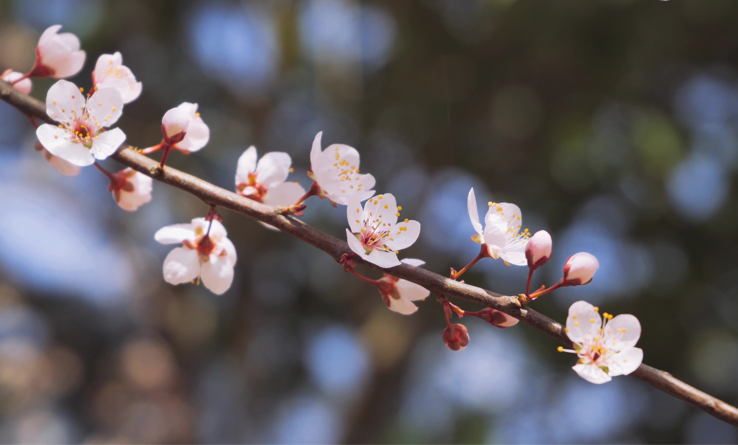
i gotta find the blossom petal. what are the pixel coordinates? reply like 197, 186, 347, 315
256, 152, 292, 188
386, 295, 419, 315
572, 363, 612, 384
499, 243, 527, 266
44, 150, 81, 176
87, 87, 124, 129
154, 224, 195, 244
384, 220, 420, 251
51, 50, 85, 79
38, 25, 63, 47
401, 258, 425, 267
482, 215, 508, 250
192, 218, 227, 241
37, 124, 94, 167
162, 247, 200, 285
310, 131, 323, 169
46, 80, 85, 124
363, 193, 398, 226
467, 188, 484, 236
493, 312, 520, 328
395, 279, 430, 302
607, 347, 643, 377
346, 229, 401, 268
566, 300, 602, 344
235, 146, 258, 186
201, 255, 235, 295
218, 237, 238, 266
91, 128, 126, 160
602, 314, 641, 352
347, 198, 363, 233
177, 115, 209, 152
263, 182, 306, 207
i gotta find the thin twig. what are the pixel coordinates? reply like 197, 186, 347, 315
2, 79, 737, 426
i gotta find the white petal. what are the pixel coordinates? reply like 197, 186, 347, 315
154, 224, 195, 244
37, 124, 94, 167
347, 198, 364, 233
394, 279, 430, 301
162, 247, 200, 285
386, 296, 419, 315
572, 363, 612, 384
218, 237, 238, 266
256, 152, 292, 188
44, 150, 81, 176
235, 146, 258, 186
363, 193, 398, 226
2, 71, 32, 95
310, 131, 323, 170
191, 217, 228, 241
602, 314, 641, 352
566, 301, 602, 344
467, 188, 484, 236
177, 115, 209, 152
482, 215, 508, 250
96, 78, 141, 104
200, 256, 235, 295
50, 51, 85, 79
38, 25, 63, 47
115, 171, 153, 211
46, 80, 84, 124
91, 128, 126, 160
499, 245, 527, 266
384, 220, 421, 251
162, 103, 191, 138
263, 182, 306, 207
365, 250, 401, 268
401, 258, 425, 267
607, 347, 643, 377
86, 87, 124, 129
346, 228, 367, 257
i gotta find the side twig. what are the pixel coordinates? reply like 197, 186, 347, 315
2, 79, 737, 426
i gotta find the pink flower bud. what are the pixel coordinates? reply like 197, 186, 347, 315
1, 69, 32, 95
525, 230, 552, 270
34, 25, 86, 79
162, 105, 191, 142
442, 323, 470, 351
563, 252, 599, 286
475, 308, 519, 329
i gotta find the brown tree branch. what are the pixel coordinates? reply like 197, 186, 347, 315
2, 79, 738, 426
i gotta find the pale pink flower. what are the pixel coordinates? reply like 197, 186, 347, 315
563, 252, 599, 286
467, 188, 528, 266
36, 80, 126, 167
346, 194, 420, 268
309, 131, 375, 205
374, 258, 430, 315
31, 25, 86, 79
525, 230, 552, 270
92, 52, 142, 104
561, 301, 643, 384
236, 146, 305, 206
161, 102, 209, 153
1, 69, 32, 94
109, 168, 153, 212
155, 218, 237, 295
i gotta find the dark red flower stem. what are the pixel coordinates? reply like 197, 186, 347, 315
451, 244, 489, 280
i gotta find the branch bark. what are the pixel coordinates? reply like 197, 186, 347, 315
3, 79, 738, 426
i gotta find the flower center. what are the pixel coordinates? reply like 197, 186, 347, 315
237, 173, 269, 203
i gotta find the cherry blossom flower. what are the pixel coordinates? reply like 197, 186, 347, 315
92, 52, 142, 104
309, 131, 376, 205
373, 258, 430, 315
161, 102, 210, 154
1, 69, 32, 94
563, 252, 599, 286
443, 323, 470, 351
108, 168, 153, 212
346, 194, 420, 268
526, 230, 552, 270
467, 188, 528, 266
36, 80, 126, 167
22, 25, 85, 80
236, 146, 305, 207
560, 301, 643, 384
155, 217, 237, 295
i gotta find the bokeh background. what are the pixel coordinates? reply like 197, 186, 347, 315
1, 0, 737, 443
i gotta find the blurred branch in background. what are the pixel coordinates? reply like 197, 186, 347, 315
3, 78, 738, 427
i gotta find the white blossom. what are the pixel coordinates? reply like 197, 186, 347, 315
375, 258, 430, 315
309, 131, 375, 205
36, 80, 126, 167
346, 194, 420, 268
155, 218, 237, 295
93, 52, 142, 104
33, 25, 86, 79
110, 168, 153, 212
467, 188, 528, 266
161, 102, 209, 153
563, 252, 599, 286
526, 230, 552, 269
1, 69, 32, 94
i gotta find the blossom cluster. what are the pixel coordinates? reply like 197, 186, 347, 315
5, 24, 644, 385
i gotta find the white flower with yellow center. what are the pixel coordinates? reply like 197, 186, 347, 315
92, 52, 142, 104
560, 301, 643, 384
467, 188, 528, 266
309, 131, 376, 205
346, 194, 420, 268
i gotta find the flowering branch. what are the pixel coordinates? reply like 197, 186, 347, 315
2, 79, 738, 427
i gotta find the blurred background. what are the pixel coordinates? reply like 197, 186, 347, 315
1, 0, 737, 442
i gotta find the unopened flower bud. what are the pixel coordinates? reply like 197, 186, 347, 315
442, 323, 470, 351
525, 230, 552, 270
162, 105, 191, 142
563, 252, 599, 286
475, 308, 519, 329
